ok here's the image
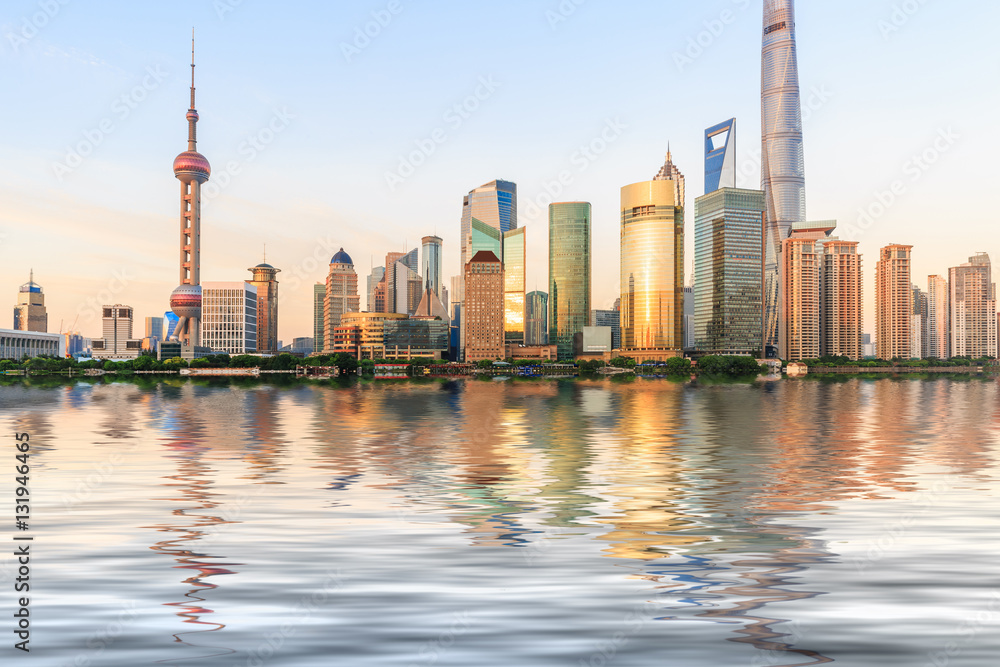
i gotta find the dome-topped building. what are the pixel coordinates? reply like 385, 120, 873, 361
248, 254, 281, 355
14, 270, 47, 333
331, 248, 354, 266
323, 247, 360, 351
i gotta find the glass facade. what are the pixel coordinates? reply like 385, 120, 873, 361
549, 203, 591, 360
591, 309, 621, 351
693, 187, 765, 354
383, 319, 449, 354
503, 227, 525, 343
470, 218, 502, 259
704, 118, 736, 195
620, 174, 684, 351
762, 0, 807, 348
525, 291, 548, 346
458, 180, 516, 361
460, 180, 517, 271
313, 284, 325, 353
367, 266, 385, 312
164, 311, 179, 341
421, 237, 443, 299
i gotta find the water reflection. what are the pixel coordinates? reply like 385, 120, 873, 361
17, 374, 992, 666
145, 385, 242, 662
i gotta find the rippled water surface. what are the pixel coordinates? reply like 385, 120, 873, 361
3, 376, 1000, 666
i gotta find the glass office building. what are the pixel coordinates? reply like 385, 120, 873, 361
549, 202, 591, 360
383, 318, 450, 358
503, 227, 526, 343
704, 118, 736, 195
421, 236, 443, 299
525, 291, 548, 346
460, 180, 517, 270
620, 154, 684, 351
693, 187, 766, 354
591, 309, 621, 351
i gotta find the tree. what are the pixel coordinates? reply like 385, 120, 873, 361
133, 355, 156, 372
331, 353, 359, 375
476, 359, 493, 369
577, 359, 604, 373
609, 356, 637, 369
697, 355, 762, 376
664, 357, 692, 374
230, 354, 259, 368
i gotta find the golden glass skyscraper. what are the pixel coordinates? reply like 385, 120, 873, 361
503, 228, 526, 343
619, 152, 684, 354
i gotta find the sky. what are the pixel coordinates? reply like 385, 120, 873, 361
1, 0, 997, 343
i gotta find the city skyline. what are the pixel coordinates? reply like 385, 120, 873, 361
1, 1, 996, 343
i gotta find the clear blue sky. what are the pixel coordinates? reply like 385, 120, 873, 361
1, 0, 996, 341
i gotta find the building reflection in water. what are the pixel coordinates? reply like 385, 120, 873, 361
145, 383, 242, 661
589, 380, 838, 665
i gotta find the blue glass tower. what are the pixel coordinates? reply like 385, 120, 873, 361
704, 118, 736, 195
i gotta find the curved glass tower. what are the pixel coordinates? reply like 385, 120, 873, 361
762, 0, 806, 348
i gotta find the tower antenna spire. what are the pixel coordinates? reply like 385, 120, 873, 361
187, 28, 198, 151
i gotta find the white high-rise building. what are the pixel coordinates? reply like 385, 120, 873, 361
200, 282, 258, 355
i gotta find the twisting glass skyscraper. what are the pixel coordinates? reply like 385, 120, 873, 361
761, 0, 807, 348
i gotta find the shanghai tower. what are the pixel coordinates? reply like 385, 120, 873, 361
761, 0, 806, 349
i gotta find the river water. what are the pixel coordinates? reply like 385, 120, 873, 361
2, 376, 999, 666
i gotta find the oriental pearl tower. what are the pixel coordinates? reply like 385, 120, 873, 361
169, 33, 211, 346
